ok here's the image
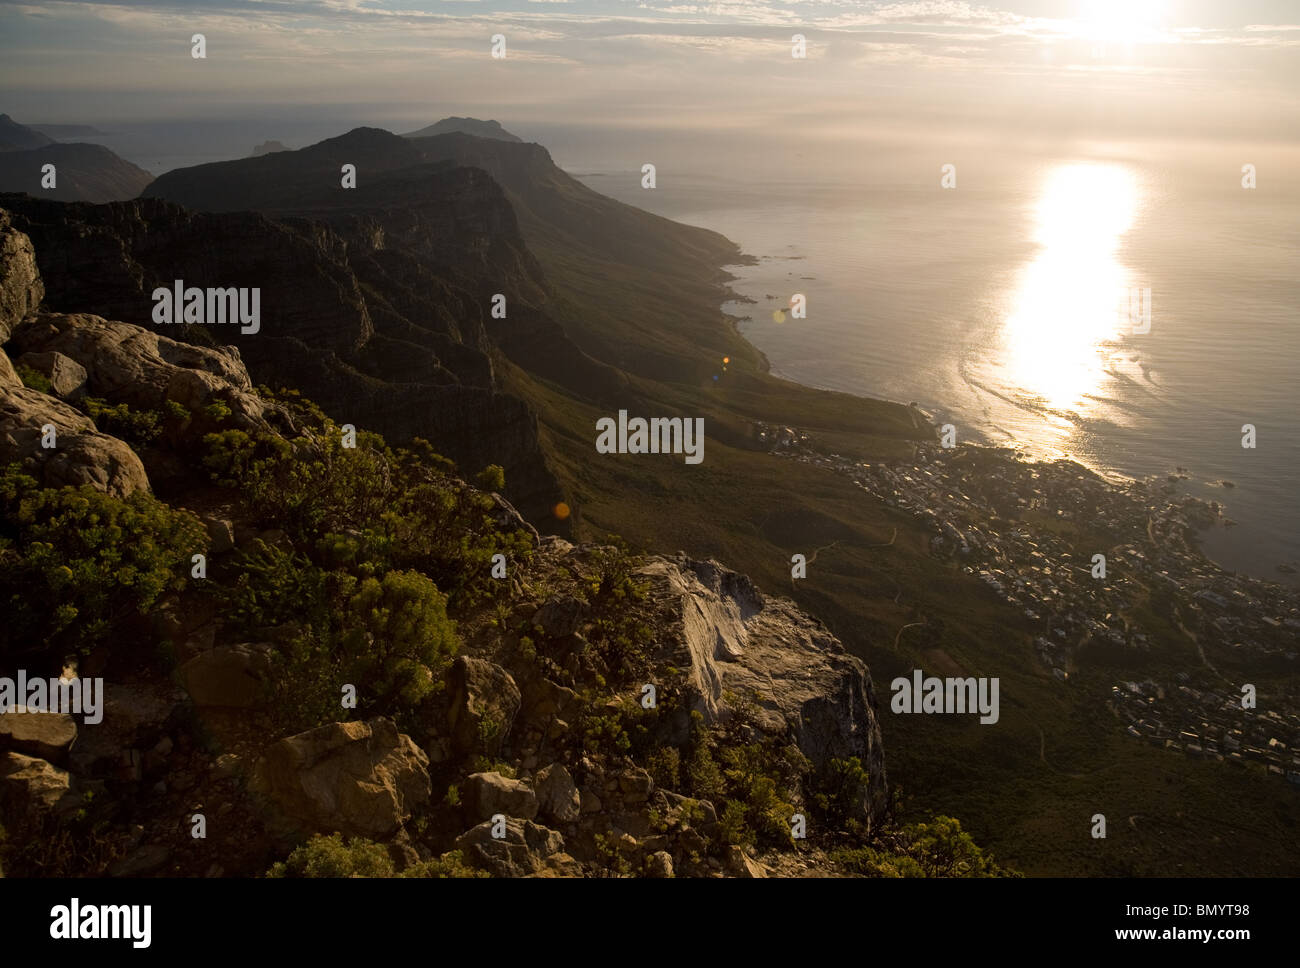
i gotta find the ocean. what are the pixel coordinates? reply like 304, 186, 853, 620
57, 119, 1299, 585
562, 150, 1300, 587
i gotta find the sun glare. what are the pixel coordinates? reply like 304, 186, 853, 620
1076, 0, 1167, 44
1000, 162, 1141, 410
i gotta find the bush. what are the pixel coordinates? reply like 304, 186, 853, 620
267, 834, 487, 878
267, 834, 396, 878
0, 466, 208, 659
717, 743, 798, 848
14, 364, 51, 394
831, 815, 1016, 878
79, 397, 163, 447
899, 816, 1011, 877
221, 539, 334, 633
341, 570, 458, 709
814, 756, 870, 828
474, 464, 505, 493
242, 566, 459, 732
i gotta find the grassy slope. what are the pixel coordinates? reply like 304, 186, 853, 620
499, 185, 1300, 876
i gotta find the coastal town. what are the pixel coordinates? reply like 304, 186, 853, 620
755, 421, 1300, 788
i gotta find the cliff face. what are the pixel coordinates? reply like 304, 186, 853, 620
641, 555, 889, 822
0, 189, 565, 520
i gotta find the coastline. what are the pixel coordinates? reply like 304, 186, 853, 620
707, 237, 1296, 590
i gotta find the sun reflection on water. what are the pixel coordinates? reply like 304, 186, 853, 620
1001, 162, 1140, 411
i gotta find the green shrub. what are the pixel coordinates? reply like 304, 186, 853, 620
0, 467, 208, 658
79, 397, 163, 446
14, 364, 52, 394
267, 834, 395, 878
830, 845, 927, 878
645, 746, 681, 790
247, 567, 458, 732
403, 851, 488, 879
717, 743, 797, 848
899, 816, 1011, 877
831, 816, 1015, 878
341, 569, 458, 708
221, 539, 335, 633
475, 464, 505, 493
814, 756, 870, 827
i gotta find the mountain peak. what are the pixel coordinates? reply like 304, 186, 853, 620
0, 113, 56, 151
401, 117, 522, 143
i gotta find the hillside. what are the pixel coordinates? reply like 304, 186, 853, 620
0, 209, 1017, 880
0, 115, 151, 201
0, 115, 55, 152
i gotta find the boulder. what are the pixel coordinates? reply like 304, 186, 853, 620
532, 595, 587, 638
446, 656, 520, 756
726, 844, 767, 878
9, 312, 268, 432
618, 768, 654, 804
463, 771, 538, 822
0, 212, 43, 340
13, 351, 87, 399
454, 817, 573, 877
0, 752, 80, 831
646, 850, 674, 878
249, 717, 431, 838
520, 677, 580, 726
199, 514, 236, 554
0, 710, 77, 763
177, 643, 274, 708
534, 763, 580, 823
0, 385, 149, 497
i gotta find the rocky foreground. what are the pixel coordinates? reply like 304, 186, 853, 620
0, 210, 910, 878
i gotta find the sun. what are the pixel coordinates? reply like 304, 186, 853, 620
1077, 0, 1166, 45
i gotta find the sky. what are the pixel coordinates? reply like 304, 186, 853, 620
1, 0, 1297, 149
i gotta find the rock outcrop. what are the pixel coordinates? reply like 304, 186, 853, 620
463, 771, 538, 822
454, 817, 578, 877
0, 711, 77, 764
445, 656, 521, 758
176, 643, 275, 708
9, 312, 269, 433
0, 383, 150, 497
0, 752, 82, 832
0, 211, 42, 339
639, 554, 889, 824
249, 718, 431, 838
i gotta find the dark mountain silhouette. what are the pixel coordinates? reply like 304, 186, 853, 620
0, 114, 55, 151
0, 141, 153, 202
149, 125, 747, 381
250, 140, 291, 156
143, 127, 424, 211
401, 117, 521, 142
